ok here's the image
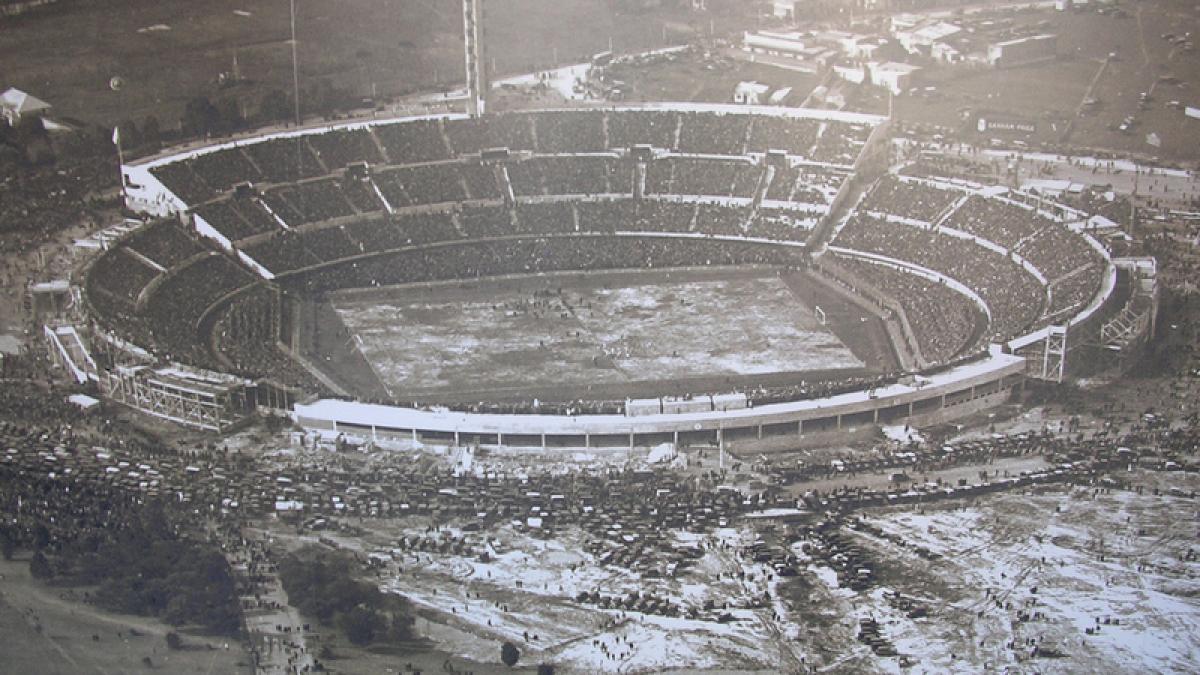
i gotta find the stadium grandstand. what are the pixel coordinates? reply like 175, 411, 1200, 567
50, 103, 1149, 444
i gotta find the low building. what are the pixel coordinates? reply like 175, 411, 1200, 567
733, 81, 771, 105
988, 34, 1057, 68
0, 87, 51, 127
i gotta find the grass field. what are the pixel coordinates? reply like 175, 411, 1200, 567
329, 267, 865, 402
0, 0, 753, 129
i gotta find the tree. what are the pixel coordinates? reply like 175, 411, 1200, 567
165, 631, 183, 650
0, 530, 15, 560
182, 96, 221, 138
141, 115, 162, 151
500, 641, 520, 668
336, 606, 380, 646
537, 665, 555, 675
259, 89, 292, 124
29, 551, 53, 580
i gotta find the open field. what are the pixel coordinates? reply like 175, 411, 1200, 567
896, 0, 1200, 163
787, 473, 1200, 674
0, 0, 753, 129
0, 556, 251, 675
329, 267, 865, 402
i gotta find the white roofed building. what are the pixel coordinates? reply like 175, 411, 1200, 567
1, 87, 51, 127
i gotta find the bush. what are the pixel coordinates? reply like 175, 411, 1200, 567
501, 641, 520, 668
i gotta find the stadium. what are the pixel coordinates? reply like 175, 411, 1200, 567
43, 98, 1154, 450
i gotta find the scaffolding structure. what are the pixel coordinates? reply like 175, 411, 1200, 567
98, 365, 252, 433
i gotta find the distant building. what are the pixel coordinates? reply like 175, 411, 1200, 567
894, 21, 961, 55
773, 0, 800, 20
988, 34, 1057, 67
734, 81, 770, 105
0, 87, 51, 127
834, 61, 920, 96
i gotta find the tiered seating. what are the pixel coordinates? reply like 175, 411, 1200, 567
375, 119, 451, 163
243, 137, 324, 183
607, 110, 679, 149
835, 257, 979, 365
392, 211, 460, 245
810, 121, 871, 165
189, 148, 261, 193
194, 201, 267, 242
125, 221, 206, 268
374, 164, 467, 206
242, 232, 323, 273
88, 248, 159, 306
150, 162, 214, 203
461, 163, 500, 200
530, 111, 606, 153
677, 112, 749, 155
303, 225, 361, 262
306, 128, 384, 169
444, 114, 535, 154
746, 116, 819, 155
508, 156, 619, 196
342, 216, 412, 252
513, 202, 577, 235
275, 180, 355, 224
834, 215, 1043, 340
292, 235, 803, 295
861, 175, 960, 223
646, 158, 753, 198
340, 177, 386, 213
143, 254, 257, 365
213, 284, 324, 391
943, 197, 1044, 248
746, 209, 815, 242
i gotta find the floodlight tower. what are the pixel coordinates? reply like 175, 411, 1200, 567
463, 0, 488, 117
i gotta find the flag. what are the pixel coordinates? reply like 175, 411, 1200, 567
112, 126, 120, 146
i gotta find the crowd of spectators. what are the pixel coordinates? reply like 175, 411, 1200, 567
677, 112, 750, 156
194, 200, 276, 242
507, 156, 625, 196
0, 161, 118, 254
834, 215, 1045, 341
444, 114, 535, 155
374, 119, 452, 164
124, 220, 207, 268
645, 158, 758, 198
212, 284, 325, 391
861, 175, 961, 223
306, 128, 384, 169
834, 256, 981, 365
243, 137, 325, 184
944, 196, 1047, 248
528, 110, 606, 153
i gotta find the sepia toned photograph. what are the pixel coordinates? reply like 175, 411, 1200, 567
1, 0, 1198, 673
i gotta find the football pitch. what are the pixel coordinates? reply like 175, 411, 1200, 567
328, 268, 865, 402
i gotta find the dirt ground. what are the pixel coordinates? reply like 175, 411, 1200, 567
327, 267, 868, 402
0, 556, 251, 675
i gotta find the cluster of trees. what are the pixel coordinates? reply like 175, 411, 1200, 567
278, 548, 416, 647
28, 504, 242, 636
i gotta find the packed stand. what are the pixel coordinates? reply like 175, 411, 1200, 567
529, 111, 606, 153
124, 220, 207, 268
677, 112, 749, 155
444, 114, 535, 155
374, 119, 452, 164
305, 128, 384, 169
188, 147, 262, 193
243, 136, 325, 183
834, 215, 1045, 341
834, 256, 981, 365
860, 175, 961, 223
